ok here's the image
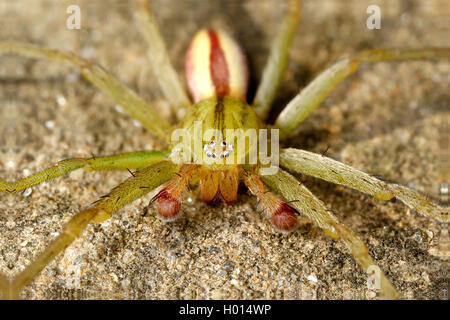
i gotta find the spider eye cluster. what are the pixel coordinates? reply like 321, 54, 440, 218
203, 140, 234, 159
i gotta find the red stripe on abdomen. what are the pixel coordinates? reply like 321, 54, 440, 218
208, 29, 230, 98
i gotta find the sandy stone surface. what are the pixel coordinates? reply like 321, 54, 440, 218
0, 0, 448, 299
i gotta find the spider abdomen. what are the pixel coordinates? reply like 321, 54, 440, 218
185, 29, 248, 103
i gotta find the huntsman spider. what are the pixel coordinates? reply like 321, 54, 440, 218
0, 0, 448, 299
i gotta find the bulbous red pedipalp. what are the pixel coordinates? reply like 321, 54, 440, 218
243, 174, 299, 233
270, 203, 298, 233
150, 189, 181, 221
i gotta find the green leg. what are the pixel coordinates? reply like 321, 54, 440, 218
0, 42, 172, 142
253, 0, 301, 120
0, 150, 168, 193
280, 148, 448, 222
6, 160, 177, 299
133, 0, 191, 120
260, 167, 398, 299
275, 48, 450, 139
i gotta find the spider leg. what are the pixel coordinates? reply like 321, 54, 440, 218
244, 171, 298, 233
0, 41, 172, 142
275, 48, 450, 139
260, 167, 398, 299
133, 0, 191, 120
150, 164, 198, 221
280, 148, 448, 222
0, 150, 168, 193
5, 160, 177, 299
253, 0, 301, 120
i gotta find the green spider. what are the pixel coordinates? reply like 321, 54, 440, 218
0, 0, 448, 299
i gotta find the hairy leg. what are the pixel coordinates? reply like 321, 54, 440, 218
4, 160, 177, 299
253, 0, 301, 120
244, 171, 298, 233
0, 42, 172, 142
133, 0, 191, 120
279, 148, 448, 222
275, 48, 450, 139
0, 150, 168, 193
149, 164, 199, 221
260, 167, 398, 299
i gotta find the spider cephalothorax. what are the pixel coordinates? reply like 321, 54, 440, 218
0, 0, 448, 299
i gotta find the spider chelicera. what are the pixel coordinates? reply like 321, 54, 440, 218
0, 0, 448, 299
